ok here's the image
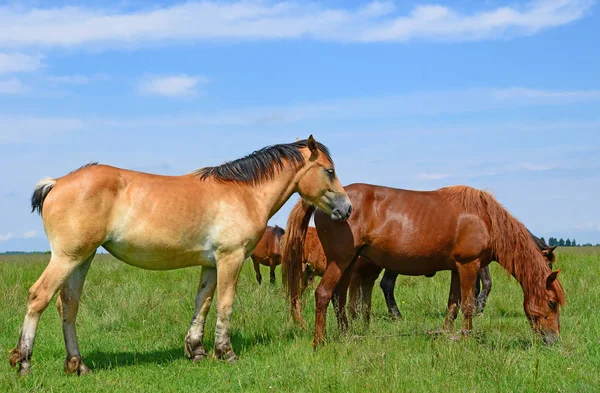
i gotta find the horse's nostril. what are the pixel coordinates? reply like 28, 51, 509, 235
347, 205, 353, 215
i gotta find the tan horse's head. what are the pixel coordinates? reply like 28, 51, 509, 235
296, 135, 352, 221
524, 269, 565, 345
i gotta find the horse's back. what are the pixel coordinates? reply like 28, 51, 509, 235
319, 183, 490, 275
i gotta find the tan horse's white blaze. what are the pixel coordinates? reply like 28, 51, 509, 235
9, 136, 351, 375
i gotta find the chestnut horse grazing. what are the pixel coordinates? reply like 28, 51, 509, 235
251, 225, 285, 284
370, 232, 556, 320
9, 136, 351, 376
284, 183, 565, 347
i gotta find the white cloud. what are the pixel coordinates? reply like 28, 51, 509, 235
22, 231, 36, 239
0, 231, 37, 241
92, 87, 600, 127
138, 74, 208, 98
0, 78, 28, 94
0, 0, 593, 48
44, 74, 111, 85
0, 233, 13, 241
0, 53, 43, 74
416, 172, 450, 180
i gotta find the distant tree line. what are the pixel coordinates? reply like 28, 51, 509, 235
543, 237, 600, 247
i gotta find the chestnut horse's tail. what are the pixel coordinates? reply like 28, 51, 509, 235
282, 199, 315, 329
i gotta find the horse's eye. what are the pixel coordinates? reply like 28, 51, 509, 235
548, 301, 557, 309
326, 168, 335, 176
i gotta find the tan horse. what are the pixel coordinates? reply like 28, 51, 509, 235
251, 225, 285, 284
9, 136, 352, 376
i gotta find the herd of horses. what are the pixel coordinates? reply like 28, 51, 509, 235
9, 136, 565, 376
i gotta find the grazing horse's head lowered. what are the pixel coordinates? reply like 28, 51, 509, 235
525, 269, 564, 345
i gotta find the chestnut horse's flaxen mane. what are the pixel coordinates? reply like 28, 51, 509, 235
193, 139, 332, 186
439, 186, 565, 305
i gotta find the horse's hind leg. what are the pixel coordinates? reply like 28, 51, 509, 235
474, 266, 492, 315
380, 270, 402, 319
57, 253, 94, 375
10, 255, 86, 376
185, 266, 217, 362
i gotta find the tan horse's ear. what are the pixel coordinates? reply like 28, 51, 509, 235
546, 269, 561, 289
307, 135, 319, 160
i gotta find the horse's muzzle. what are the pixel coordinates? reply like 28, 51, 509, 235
542, 331, 559, 346
331, 200, 352, 221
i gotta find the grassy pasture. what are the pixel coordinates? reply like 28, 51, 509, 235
1, 247, 599, 392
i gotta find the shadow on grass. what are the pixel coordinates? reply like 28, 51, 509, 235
84, 328, 298, 370
85, 347, 184, 370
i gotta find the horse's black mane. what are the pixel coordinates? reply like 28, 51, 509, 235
193, 139, 332, 186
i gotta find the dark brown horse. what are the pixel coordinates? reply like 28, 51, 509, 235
370, 233, 557, 320
251, 225, 285, 284
283, 183, 565, 347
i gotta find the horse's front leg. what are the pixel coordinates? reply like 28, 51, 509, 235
269, 257, 278, 285
185, 266, 217, 362
252, 258, 262, 285
214, 250, 245, 362
453, 260, 481, 339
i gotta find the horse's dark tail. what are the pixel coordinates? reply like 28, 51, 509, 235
31, 178, 57, 215
282, 199, 315, 329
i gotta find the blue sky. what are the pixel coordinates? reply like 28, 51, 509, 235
1, 0, 599, 251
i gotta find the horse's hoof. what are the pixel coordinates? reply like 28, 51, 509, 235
215, 349, 238, 363
8, 348, 21, 368
191, 348, 209, 363
225, 350, 239, 363
449, 329, 471, 342
65, 356, 92, 375
312, 337, 325, 349
18, 362, 32, 377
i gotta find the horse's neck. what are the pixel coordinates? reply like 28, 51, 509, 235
249, 164, 299, 223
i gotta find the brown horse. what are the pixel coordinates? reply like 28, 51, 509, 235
368, 233, 557, 320
251, 225, 285, 284
8, 136, 352, 376
283, 183, 565, 347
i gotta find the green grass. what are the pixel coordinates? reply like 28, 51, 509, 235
1, 247, 599, 392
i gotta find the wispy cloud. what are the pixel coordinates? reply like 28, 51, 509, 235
138, 74, 208, 98
0, 1, 593, 48
44, 74, 112, 86
416, 172, 450, 180
0, 53, 43, 74
0, 78, 28, 94
0, 231, 37, 241
95, 87, 600, 127
23, 231, 36, 239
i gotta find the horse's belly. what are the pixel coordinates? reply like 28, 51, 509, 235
364, 248, 452, 276
102, 240, 214, 270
